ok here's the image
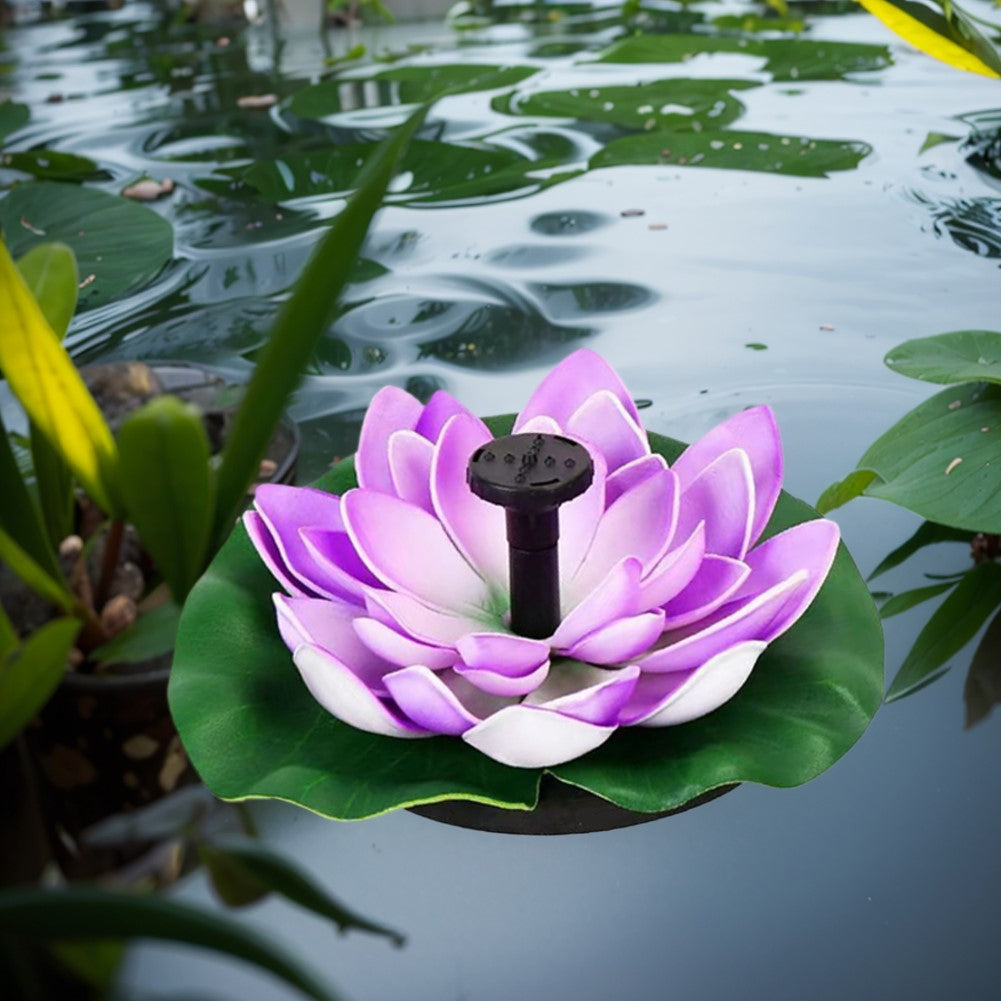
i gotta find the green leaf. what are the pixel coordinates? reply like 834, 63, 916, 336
964, 604, 1001, 727
868, 519, 973, 579
0, 526, 76, 614
171, 423, 883, 819
210, 103, 428, 550
852, 382, 1001, 532
815, 467, 881, 514
918, 130, 961, 153
2, 149, 105, 182
0, 886, 345, 1001
0, 412, 62, 581
883, 330, 1001, 385
593, 129, 872, 178
89, 601, 181, 666
0, 182, 173, 310
117, 397, 214, 603
29, 424, 75, 548
857, 0, 1001, 78
0, 617, 79, 749
0, 604, 16, 657
0, 100, 28, 144
0, 239, 120, 514
886, 561, 1001, 700
879, 579, 957, 618
200, 840, 405, 946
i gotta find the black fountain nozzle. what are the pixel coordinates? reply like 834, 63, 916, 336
467, 432, 594, 640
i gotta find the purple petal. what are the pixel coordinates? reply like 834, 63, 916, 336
353, 616, 457, 670
293, 644, 429, 737
606, 453, 668, 506
414, 390, 486, 442
251, 484, 355, 600
551, 557, 643, 650
558, 448, 606, 583
356, 386, 423, 493
343, 489, 491, 614
365, 589, 490, 647
514, 349, 642, 431
620, 640, 766, 726
275, 594, 390, 695
674, 448, 755, 559
567, 466, 678, 604
515, 415, 562, 436
300, 526, 380, 602
244, 511, 312, 598
638, 522, 706, 609
662, 555, 750, 630
463, 705, 616, 768
453, 632, 550, 696
383, 667, 482, 735
387, 430, 434, 513
525, 662, 641, 725
565, 390, 650, 473
564, 611, 665, 665
636, 572, 809, 673
671, 406, 782, 546
431, 415, 508, 592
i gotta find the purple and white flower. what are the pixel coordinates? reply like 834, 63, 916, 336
245, 350, 839, 768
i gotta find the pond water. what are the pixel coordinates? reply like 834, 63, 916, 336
3, 1, 1001, 999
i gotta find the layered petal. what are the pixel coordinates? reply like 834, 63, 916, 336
353, 616, 457, 670
383, 667, 512, 735
454, 633, 550, 696
356, 386, 424, 493
414, 390, 485, 442
662, 554, 750, 630
565, 390, 649, 473
552, 557, 643, 650
674, 448, 755, 559
387, 430, 434, 513
564, 611, 666, 665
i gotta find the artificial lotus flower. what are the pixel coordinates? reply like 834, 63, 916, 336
245, 350, 839, 769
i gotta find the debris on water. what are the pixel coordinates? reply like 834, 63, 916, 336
819, 324, 835, 331
648, 222, 668, 230
948, 399, 962, 410
237, 94, 279, 109
620, 208, 645, 217
122, 178, 174, 201
745, 342, 768, 351
945, 457, 963, 475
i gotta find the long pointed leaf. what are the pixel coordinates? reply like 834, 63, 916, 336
211, 103, 429, 547
964, 605, 1001, 727
0, 603, 17, 657
0, 887, 346, 1001
0, 239, 120, 514
0, 526, 76, 613
117, 397, 214, 603
868, 519, 972, 579
886, 562, 1001, 701
200, 840, 405, 946
879, 579, 957, 618
0, 617, 79, 749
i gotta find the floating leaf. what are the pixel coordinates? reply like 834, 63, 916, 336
857, 0, 1001, 78
0, 239, 120, 514
816, 468, 881, 514
879, 579, 957, 618
0, 617, 80, 750
0, 887, 345, 1001
170, 424, 882, 819
200, 840, 405, 946
2, 150, 105, 182
964, 605, 1001, 726
117, 397, 214, 604
884, 330, 1001, 385
593, 33, 893, 81
868, 519, 973, 579
0, 182, 173, 309
919, 130, 961, 153
593, 129, 871, 178
886, 562, 1001, 700
90, 601, 181, 666
0, 100, 28, 144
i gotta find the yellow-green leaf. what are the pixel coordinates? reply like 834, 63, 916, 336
0, 239, 120, 514
858, 0, 1001, 78
0, 526, 76, 613
15, 242, 78, 339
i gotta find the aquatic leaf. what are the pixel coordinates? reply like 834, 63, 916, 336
494, 78, 758, 130
2, 150, 105, 182
0, 100, 28, 144
0, 604, 15, 657
90, 601, 181, 666
884, 330, 1001, 385
857, 0, 1001, 78
594, 33, 893, 81
0, 240, 120, 514
886, 562, 1001, 700
919, 130, 960, 153
288, 64, 537, 120
0, 527, 76, 613
845, 382, 1001, 532
0, 617, 80, 750
593, 129, 871, 177
816, 468, 882, 514
170, 425, 882, 819
964, 605, 1001, 726
0, 886, 345, 1001
0, 182, 173, 309
199, 840, 405, 946
211, 103, 429, 549
879, 579, 956, 618
117, 397, 214, 604
868, 519, 972, 579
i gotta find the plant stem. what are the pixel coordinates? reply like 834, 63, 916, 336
94, 519, 124, 611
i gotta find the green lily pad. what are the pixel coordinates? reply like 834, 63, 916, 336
883, 330, 1001, 386
170, 422, 883, 819
0, 182, 173, 310
0, 101, 29, 144
593, 129, 871, 178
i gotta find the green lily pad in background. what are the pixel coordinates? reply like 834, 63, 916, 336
0, 182, 173, 310
884, 329, 1001, 385
0, 100, 28, 144
169, 422, 883, 820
